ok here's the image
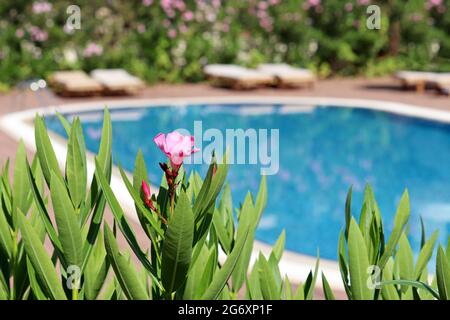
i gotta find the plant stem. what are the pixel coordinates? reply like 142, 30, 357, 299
170, 189, 175, 218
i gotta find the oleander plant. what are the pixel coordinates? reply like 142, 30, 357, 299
0, 110, 449, 300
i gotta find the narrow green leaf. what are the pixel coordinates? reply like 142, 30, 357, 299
66, 118, 87, 208
378, 190, 410, 269
13, 141, 31, 217
94, 158, 159, 285
258, 254, 280, 300
50, 171, 84, 268
25, 162, 63, 256
26, 258, 47, 300
201, 230, 249, 300
271, 230, 286, 262
17, 210, 66, 300
436, 245, 450, 300
34, 115, 63, 187
322, 273, 336, 300
415, 230, 439, 279
348, 218, 373, 300
381, 280, 440, 300
104, 225, 149, 300
0, 203, 13, 260
345, 186, 352, 239
161, 191, 194, 294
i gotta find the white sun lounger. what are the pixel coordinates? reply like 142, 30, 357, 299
48, 70, 103, 97
431, 73, 450, 96
204, 64, 274, 89
394, 71, 439, 93
90, 69, 145, 95
257, 63, 316, 88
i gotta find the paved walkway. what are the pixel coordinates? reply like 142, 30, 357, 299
1, 77, 449, 299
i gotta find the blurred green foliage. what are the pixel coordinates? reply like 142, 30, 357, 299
0, 0, 449, 88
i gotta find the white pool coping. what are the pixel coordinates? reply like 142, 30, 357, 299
2, 96, 450, 293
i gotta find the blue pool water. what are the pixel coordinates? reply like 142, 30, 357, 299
45, 103, 450, 260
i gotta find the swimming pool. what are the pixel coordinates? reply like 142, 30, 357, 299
42, 100, 450, 261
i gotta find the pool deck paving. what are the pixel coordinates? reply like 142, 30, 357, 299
1, 77, 449, 299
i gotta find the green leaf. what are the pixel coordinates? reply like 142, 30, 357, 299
322, 273, 336, 300
65, 118, 87, 208
119, 165, 164, 237
231, 193, 256, 292
161, 190, 194, 294
50, 171, 84, 268
104, 225, 149, 300
13, 141, 31, 218
184, 245, 211, 299
381, 258, 400, 300
381, 280, 440, 300
271, 230, 286, 262
17, 210, 66, 300
246, 262, 263, 300
84, 232, 109, 300
396, 233, 414, 281
258, 254, 280, 300
415, 230, 439, 279
436, 245, 450, 300
193, 155, 228, 223
348, 218, 373, 300
0, 203, 13, 260
26, 258, 47, 300
94, 158, 159, 283
34, 115, 63, 187
345, 186, 352, 239
55, 112, 71, 135
201, 229, 249, 300
305, 253, 320, 300
25, 162, 63, 256
378, 190, 410, 270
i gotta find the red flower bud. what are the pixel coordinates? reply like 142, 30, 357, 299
141, 180, 156, 211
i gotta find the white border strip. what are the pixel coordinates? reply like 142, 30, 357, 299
2, 96, 450, 293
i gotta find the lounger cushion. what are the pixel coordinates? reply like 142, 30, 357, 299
90, 69, 144, 90
204, 64, 273, 82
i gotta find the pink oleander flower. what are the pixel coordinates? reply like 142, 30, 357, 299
29, 26, 48, 42
345, 2, 353, 12
308, 0, 321, 7
167, 29, 177, 38
83, 42, 103, 57
153, 131, 200, 171
137, 23, 146, 33
16, 29, 24, 38
142, 0, 153, 6
426, 0, 443, 10
183, 10, 194, 21
141, 180, 156, 210
32, 1, 52, 14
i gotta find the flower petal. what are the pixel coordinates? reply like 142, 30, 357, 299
153, 133, 167, 153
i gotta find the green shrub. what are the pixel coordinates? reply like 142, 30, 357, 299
1, 0, 449, 87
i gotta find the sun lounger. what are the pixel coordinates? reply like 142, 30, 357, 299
90, 69, 145, 95
204, 64, 274, 89
431, 74, 450, 96
394, 71, 438, 93
48, 71, 103, 97
257, 64, 316, 88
